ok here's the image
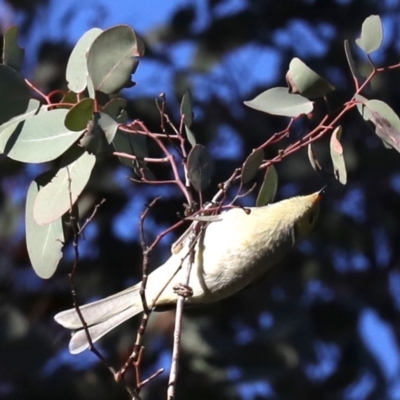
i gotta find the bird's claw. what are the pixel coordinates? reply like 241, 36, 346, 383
173, 283, 193, 298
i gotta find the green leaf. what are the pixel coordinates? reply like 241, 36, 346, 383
244, 87, 313, 117
330, 126, 347, 185
26, 171, 65, 279
256, 165, 278, 206
0, 65, 31, 125
287, 58, 335, 98
187, 144, 214, 192
0, 109, 84, 163
241, 149, 263, 184
33, 152, 96, 225
66, 28, 103, 93
65, 98, 94, 131
2, 26, 25, 71
60, 91, 78, 108
181, 89, 194, 127
356, 15, 383, 54
87, 25, 142, 94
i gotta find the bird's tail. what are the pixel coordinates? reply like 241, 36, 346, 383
54, 283, 143, 354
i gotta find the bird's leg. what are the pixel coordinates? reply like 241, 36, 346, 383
173, 283, 193, 298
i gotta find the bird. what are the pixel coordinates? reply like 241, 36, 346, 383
54, 190, 322, 354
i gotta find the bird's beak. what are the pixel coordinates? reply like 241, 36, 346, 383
313, 186, 326, 204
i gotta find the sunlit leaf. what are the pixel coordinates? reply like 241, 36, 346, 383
330, 126, 347, 185
2, 26, 25, 71
33, 152, 96, 225
87, 25, 141, 94
187, 144, 214, 192
355, 15, 383, 54
256, 165, 278, 206
244, 87, 313, 117
64, 98, 94, 131
184, 125, 196, 147
26, 171, 65, 278
0, 109, 84, 163
241, 149, 263, 184
286, 58, 335, 98
0, 65, 31, 125
66, 28, 103, 93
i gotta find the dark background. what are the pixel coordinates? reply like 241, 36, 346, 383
1, 0, 400, 399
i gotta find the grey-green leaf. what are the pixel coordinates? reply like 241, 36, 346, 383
307, 143, 322, 172
244, 87, 313, 117
287, 58, 335, 99
0, 65, 31, 125
364, 99, 400, 152
256, 165, 278, 206
330, 126, 347, 185
344, 40, 363, 84
103, 98, 127, 123
185, 125, 196, 147
26, 171, 65, 279
355, 15, 383, 54
87, 25, 141, 94
181, 89, 194, 127
241, 149, 264, 184
2, 26, 25, 71
0, 109, 84, 163
33, 152, 96, 225
66, 28, 103, 93
0, 98, 40, 136
187, 144, 214, 192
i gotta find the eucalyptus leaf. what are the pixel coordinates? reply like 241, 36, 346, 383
103, 98, 127, 123
2, 26, 25, 71
65, 98, 94, 131
87, 25, 141, 94
256, 165, 278, 206
364, 100, 400, 153
244, 87, 313, 117
26, 171, 65, 279
184, 124, 197, 147
286, 58, 335, 98
0, 99, 40, 135
0, 109, 84, 163
181, 89, 194, 127
355, 15, 383, 54
0, 64, 31, 125
33, 152, 96, 225
307, 143, 322, 172
344, 40, 363, 84
187, 144, 214, 192
112, 130, 154, 179
241, 149, 264, 184
66, 28, 103, 93
330, 126, 347, 185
